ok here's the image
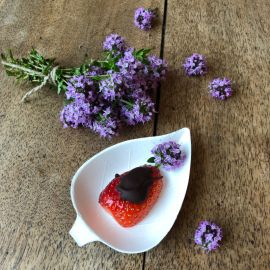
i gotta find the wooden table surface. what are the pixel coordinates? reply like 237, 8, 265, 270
0, 0, 269, 269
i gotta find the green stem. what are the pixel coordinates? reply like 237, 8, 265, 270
1, 60, 45, 77
63, 74, 73, 78
120, 99, 133, 106
29, 64, 44, 71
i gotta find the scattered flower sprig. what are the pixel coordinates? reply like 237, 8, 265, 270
1, 34, 168, 139
183, 53, 207, 76
147, 141, 184, 170
134, 7, 157, 31
194, 221, 222, 252
183, 53, 233, 100
209, 77, 232, 100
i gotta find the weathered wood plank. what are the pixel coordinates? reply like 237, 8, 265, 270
0, 0, 163, 269
145, 0, 270, 269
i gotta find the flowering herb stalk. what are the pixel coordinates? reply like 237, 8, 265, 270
1, 49, 94, 99
147, 141, 184, 170
1, 34, 167, 139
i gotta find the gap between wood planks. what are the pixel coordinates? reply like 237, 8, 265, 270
152, 0, 168, 137
142, 0, 168, 269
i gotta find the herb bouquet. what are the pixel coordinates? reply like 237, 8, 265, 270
1, 34, 167, 139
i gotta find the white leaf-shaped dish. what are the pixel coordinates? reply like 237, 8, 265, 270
70, 127, 191, 253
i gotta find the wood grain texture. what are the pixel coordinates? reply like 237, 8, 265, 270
145, 0, 270, 269
0, 0, 163, 269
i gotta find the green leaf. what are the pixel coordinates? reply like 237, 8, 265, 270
74, 69, 81, 75
147, 157, 155, 163
133, 48, 152, 62
1, 53, 7, 61
8, 49, 14, 60
79, 64, 89, 74
142, 59, 150, 65
142, 48, 151, 54
133, 48, 151, 56
5, 69, 14, 76
91, 75, 110, 81
57, 81, 63, 94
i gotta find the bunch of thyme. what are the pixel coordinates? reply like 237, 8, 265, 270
1, 34, 167, 138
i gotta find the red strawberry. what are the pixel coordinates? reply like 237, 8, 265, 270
98, 166, 163, 227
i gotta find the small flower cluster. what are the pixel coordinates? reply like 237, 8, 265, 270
148, 141, 184, 170
60, 34, 167, 139
183, 53, 233, 100
134, 7, 156, 31
209, 77, 232, 100
194, 221, 222, 252
103, 34, 126, 54
183, 53, 207, 77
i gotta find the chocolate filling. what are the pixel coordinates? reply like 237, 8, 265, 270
116, 166, 154, 204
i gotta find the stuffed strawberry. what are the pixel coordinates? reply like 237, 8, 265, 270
98, 166, 163, 227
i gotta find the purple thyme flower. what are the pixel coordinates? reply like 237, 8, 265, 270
134, 7, 156, 31
183, 53, 207, 76
117, 48, 144, 80
116, 48, 150, 92
90, 107, 120, 139
148, 55, 168, 80
59, 34, 169, 139
87, 65, 104, 77
150, 141, 184, 170
103, 34, 126, 52
209, 77, 232, 100
146, 55, 168, 89
194, 221, 222, 252
120, 95, 155, 125
66, 75, 96, 102
60, 100, 91, 129
99, 72, 124, 101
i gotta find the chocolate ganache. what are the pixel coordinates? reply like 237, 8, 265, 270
116, 166, 154, 204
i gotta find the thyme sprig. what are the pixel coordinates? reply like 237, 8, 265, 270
1, 49, 92, 96
0, 47, 151, 101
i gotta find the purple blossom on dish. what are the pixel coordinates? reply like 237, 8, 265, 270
134, 7, 156, 31
183, 53, 207, 76
209, 77, 232, 100
148, 141, 184, 170
194, 221, 222, 252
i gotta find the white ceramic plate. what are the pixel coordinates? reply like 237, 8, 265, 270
70, 127, 191, 253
